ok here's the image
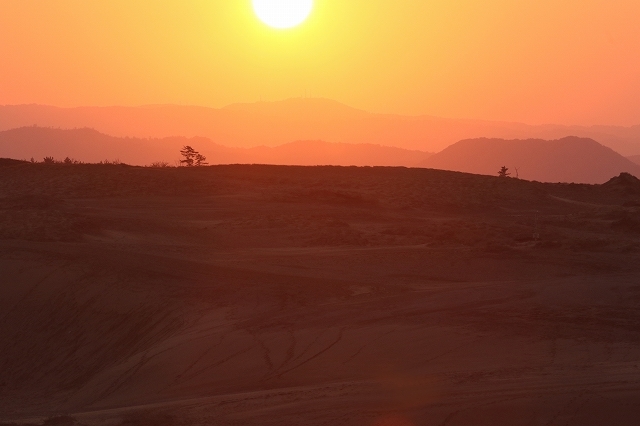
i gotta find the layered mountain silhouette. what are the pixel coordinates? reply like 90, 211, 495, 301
230, 140, 431, 166
628, 154, 640, 166
419, 137, 640, 184
4, 127, 639, 182
2, 99, 640, 155
0, 127, 200, 165
0, 126, 431, 167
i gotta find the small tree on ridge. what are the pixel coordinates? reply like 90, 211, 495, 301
180, 146, 208, 167
180, 146, 196, 167
498, 166, 510, 178
195, 152, 208, 166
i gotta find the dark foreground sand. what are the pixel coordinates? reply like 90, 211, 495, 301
1, 162, 640, 425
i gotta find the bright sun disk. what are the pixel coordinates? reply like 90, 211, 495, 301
252, 0, 314, 29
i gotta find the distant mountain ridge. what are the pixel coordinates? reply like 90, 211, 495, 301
419, 136, 640, 184
2, 99, 640, 155
0, 126, 431, 167
234, 140, 431, 167
628, 155, 640, 166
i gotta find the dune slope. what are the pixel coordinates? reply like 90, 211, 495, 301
1, 163, 640, 425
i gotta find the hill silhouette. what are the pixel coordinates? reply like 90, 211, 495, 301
419, 136, 640, 183
0, 127, 206, 165
2, 99, 640, 154
222, 97, 368, 120
236, 140, 431, 166
0, 126, 430, 166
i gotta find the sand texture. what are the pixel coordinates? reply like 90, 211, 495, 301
1, 163, 640, 425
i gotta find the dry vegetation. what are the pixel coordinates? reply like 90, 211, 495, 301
1, 161, 638, 251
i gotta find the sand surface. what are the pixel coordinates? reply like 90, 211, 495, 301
1, 163, 640, 425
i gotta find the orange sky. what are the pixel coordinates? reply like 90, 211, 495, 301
1, 0, 639, 126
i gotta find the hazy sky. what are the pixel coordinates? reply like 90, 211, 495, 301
1, 0, 639, 125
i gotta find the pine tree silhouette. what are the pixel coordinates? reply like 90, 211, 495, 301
498, 166, 510, 177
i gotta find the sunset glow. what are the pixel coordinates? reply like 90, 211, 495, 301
0, 1, 638, 125
253, 0, 313, 29
3, 1, 640, 424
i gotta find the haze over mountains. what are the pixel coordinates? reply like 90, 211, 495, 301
3, 128, 640, 183
3, 99, 640, 183
3, 98, 640, 155
628, 155, 640, 166
0, 127, 431, 167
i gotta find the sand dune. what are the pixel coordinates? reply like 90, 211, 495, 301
1, 162, 640, 425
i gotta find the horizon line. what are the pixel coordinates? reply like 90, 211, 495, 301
2, 99, 638, 129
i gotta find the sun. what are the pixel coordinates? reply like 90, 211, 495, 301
252, 0, 314, 29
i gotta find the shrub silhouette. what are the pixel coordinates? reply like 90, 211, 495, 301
498, 166, 510, 177
98, 159, 123, 165
63, 157, 82, 165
